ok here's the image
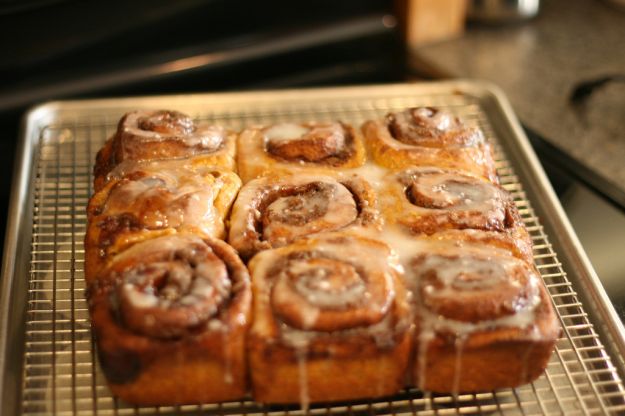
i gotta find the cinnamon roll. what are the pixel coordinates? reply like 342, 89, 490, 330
380, 167, 523, 235
94, 110, 236, 190
237, 121, 366, 182
88, 234, 251, 405
247, 233, 412, 405
85, 159, 241, 283
362, 108, 498, 183
398, 232, 559, 393
228, 173, 381, 260
83, 106, 561, 404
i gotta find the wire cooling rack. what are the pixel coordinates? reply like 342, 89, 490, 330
16, 85, 625, 415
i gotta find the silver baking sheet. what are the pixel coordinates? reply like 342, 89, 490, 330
2, 81, 625, 415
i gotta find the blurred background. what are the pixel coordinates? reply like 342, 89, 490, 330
1, 0, 624, 315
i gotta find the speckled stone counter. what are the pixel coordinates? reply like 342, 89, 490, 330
411, 0, 625, 207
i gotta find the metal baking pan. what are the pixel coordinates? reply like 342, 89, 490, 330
2, 81, 625, 415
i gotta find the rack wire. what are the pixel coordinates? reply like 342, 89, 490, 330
20, 91, 625, 415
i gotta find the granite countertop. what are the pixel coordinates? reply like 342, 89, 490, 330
410, 0, 625, 207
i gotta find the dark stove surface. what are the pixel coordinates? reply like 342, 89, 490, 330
540, 155, 625, 323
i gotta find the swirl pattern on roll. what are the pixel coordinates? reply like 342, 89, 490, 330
412, 251, 539, 324
87, 233, 251, 404
400, 237, 544, 342
249, 233, 409, 339
271, 253, 392, 332
387, 107, 484, 148
95, 234, 249, 339
381, 167, 521, 234
362, 108, 498, 183
94, 110, 236, 190
118, 110, 226, 159
228, 174, 381, 260
236, 122, 366, 182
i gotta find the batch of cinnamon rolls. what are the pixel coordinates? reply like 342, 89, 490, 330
85, 107, 560, 407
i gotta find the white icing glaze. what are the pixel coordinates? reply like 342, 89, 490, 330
103, 161, 222, 236
419, 255, 513, 291
416, 328, 435, 390
419, 292, 540, 338
121, 111, 225, 150
378, 225, 431, 265
114, 234, 204, 262
413, 107, 453, 131
264, 123, 310, 141
408, 170, 506, 222
250, 234, 403, 350
345, 163, 389, 192
271, 243, 394, 331
184, 125, 226, 149
309, 236, 392, 274
221, 327, 234, 385
451, 335, 466, 398
107, 158, 191, 182
279, 307, 400, 350
121, 255, 229, 313
121, 283, 158, 308
262, 180, 358, 245
290, 260, 366, 308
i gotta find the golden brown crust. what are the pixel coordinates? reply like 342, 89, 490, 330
362, 110, 498, 183
237, 121, 366, 183
85, 160, 241, 284
247, 233, 413, 404
420, 339, 555, 393
88, 234, 251, 405
93, 110, 236, 191
228, 173, 382, 261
